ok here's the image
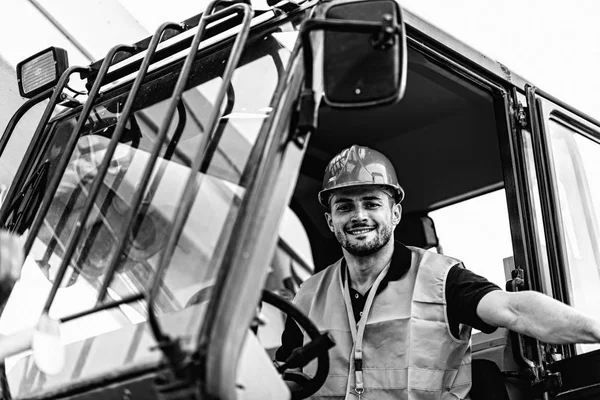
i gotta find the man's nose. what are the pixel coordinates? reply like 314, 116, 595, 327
351, 206, 368, 222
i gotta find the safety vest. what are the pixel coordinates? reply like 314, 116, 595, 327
294, 246, 472, 400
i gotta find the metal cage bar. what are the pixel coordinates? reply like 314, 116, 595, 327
61, 293, 145, 323
144, 0, 253, 343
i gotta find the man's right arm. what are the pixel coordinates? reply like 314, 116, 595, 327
477, 290, 600, 345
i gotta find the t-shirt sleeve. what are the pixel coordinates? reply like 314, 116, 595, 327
445, 264, 502, 339
275, 316, 304, 362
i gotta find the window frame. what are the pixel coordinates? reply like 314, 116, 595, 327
526, 87, 600, 355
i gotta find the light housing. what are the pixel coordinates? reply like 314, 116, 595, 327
16, 47, 69, 98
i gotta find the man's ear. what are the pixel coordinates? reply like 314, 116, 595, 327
392, 203, 402, 226
325, 212, 334, 232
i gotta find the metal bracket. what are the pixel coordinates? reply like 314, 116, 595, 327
506, 267, 525, 292
532, 371, 563, 397
514, 101, 529, 129
289, 88, 316, 148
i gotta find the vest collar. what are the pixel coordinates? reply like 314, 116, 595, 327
340, 241, 412, 291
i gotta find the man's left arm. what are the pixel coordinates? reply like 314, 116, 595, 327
477, 290, 600, 345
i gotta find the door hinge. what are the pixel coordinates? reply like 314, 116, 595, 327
514, 102, 529, 129
506, 267, 525, 292
532, 371, 563, 397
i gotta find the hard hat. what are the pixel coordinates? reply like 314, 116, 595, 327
318, 145, 405, 207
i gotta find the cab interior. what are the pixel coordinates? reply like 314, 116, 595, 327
284, 45, 531, 398
291, 46, 503, 269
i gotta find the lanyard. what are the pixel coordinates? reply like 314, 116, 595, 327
340, 261, 391, 398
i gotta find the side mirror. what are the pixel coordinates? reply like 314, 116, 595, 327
301, 0, 407, 109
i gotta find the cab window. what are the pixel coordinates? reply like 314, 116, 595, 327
544, 115, 600, 354
429, 189, 512, 290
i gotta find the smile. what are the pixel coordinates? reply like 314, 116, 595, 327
347, 227, 375, 235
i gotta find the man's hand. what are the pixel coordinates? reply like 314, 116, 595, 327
0, 230, 23, 307
477, 290, 600, 345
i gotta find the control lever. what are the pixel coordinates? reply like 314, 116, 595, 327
276, 333, 335, 373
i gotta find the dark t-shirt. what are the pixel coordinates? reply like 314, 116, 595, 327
275, 243, 501, 362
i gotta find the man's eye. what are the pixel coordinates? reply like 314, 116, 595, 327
336, 205, 351, 212
365, 203, 381, 209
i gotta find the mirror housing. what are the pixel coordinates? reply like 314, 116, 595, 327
301, 0, 406, 109
322, 0, 406, 108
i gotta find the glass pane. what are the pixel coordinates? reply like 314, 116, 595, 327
429, 189, 512, 290
520, 131, 553, 296
0, 100, 47, 207
429, 190, 513, 335
0, 32, 295, 387
546, 117, 600, 354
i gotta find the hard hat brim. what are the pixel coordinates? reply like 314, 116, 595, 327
318, 183, 405, 208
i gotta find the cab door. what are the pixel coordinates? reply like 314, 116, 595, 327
525, 85, 600, 398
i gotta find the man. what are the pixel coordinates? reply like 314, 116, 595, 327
276, 144, 600, 399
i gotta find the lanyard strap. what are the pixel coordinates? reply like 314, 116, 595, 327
340, 260, 391, 396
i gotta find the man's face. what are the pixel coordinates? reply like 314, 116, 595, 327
325, 187, 401, 257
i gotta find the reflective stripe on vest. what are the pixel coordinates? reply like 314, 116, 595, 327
294, 246, 472, 400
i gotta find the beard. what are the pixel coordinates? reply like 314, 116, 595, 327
334, 223, 394, 257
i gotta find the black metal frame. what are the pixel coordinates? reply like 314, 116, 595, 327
0, 66, 89, 228
502, 88, 548, 374
525, 86, 572, 310
0, 88, 52, 157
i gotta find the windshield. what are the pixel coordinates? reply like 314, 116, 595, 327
1, 29, 296, 396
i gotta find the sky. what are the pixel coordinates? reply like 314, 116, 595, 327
399, 0, 600, 120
